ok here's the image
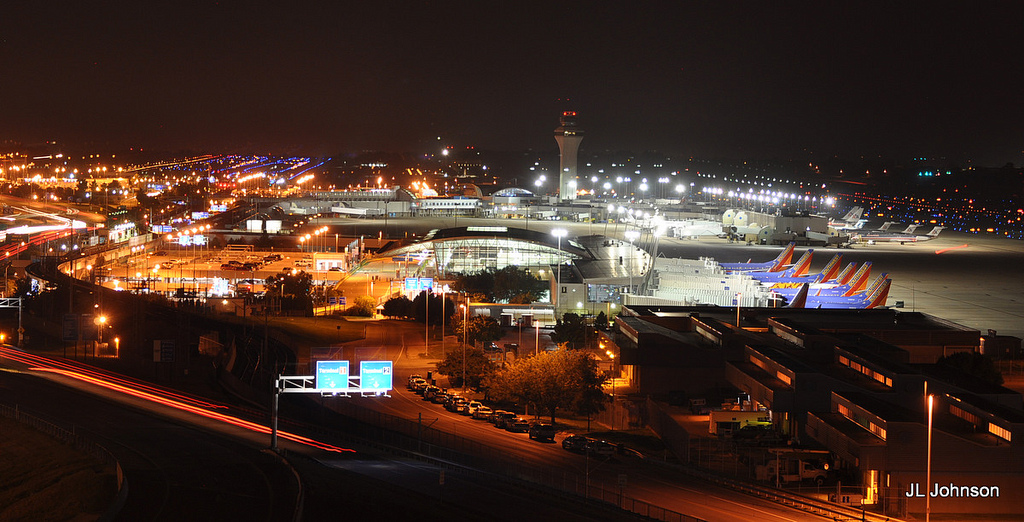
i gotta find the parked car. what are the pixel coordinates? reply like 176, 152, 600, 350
472, 406, 494, 420
494, 411, 517, 429
562, 435, 590, 453
452, 399, 470, 414
466, 401, 483, 416
506, 418, 530, 433
407, 374, 423, 389
431, 391, 450, 404
587, 439, 616, 457
422, 385, 440, 400
445, 396, 467, 413
487, 409, 508, 424
411, 378, 428, 393
528, 423, 556, 442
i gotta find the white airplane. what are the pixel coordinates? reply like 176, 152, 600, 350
828, 206, 866, 230
854, 225, 945, 244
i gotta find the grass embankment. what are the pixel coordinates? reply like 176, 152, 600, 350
0, 417, 116, 521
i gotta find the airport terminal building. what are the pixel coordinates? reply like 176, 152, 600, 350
609, 305, 1023, 517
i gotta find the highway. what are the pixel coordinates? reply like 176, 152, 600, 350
0, 353, 302, 521
317, 321, 828, 522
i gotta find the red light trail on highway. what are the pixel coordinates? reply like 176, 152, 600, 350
0, 346, 355, 454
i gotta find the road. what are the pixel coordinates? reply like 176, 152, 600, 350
0, 364, 300, 521
321, 320, 826, 522
0, 345, 668, 521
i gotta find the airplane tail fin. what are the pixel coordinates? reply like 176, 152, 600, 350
853, 219, 867, 230
864, 278, 892, 309
786, 283, 808, 308
832, 262, 857, 284
928, 226, 946, 237
843, 262, 873, 295
903, 224, 920, 234
817, 254, 843, 281
768, 243, 796, 272
790, 249, 814, 276
849, 271, 887, 297
878, 222, 894, 232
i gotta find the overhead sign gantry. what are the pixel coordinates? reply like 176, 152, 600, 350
271, 360, 393, 450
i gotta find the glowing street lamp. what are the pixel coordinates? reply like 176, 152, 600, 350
551, 228, 567, 310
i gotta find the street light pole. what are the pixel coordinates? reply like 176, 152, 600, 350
461, 300, 468, 391
926, 394, 933, 522
551, 228, 567, 312
624, 229, 639, 295
736, 292, 742, 327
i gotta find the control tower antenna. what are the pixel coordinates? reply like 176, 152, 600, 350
554, 111, 583, 201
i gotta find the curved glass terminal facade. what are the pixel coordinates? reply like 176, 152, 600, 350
378, 227, 588, 277
385, 237, 576, 275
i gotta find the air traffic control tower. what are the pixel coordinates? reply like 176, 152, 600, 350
554, 111, 583, 201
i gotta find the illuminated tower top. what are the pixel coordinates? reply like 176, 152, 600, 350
554, 111, 584, 201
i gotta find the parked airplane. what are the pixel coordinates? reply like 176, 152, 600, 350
855, 226, 945, 244
718, 242, 795, 273
803, 277, 892, 309
828, 206, 867, 231
768, 263, 875, 298
751, 252, 848, 284
748, 249, 814, 280
829, 262, 859, 285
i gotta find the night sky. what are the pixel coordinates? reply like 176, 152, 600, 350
3, 2, 1022, 164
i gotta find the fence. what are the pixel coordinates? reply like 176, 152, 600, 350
0, 403, 128, 520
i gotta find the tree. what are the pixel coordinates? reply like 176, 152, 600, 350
435, 348, 494, 390
595, 311, 609, 330
491, 266, 547, 303
452, 266, 547, 304
453, 314, 503, 347
486, 348, 608, 424
265, 270, 313, 314
551, 312, 591, 350
347, 296, 377, 317
411, 291, 454, 326
382, 295, 414, 318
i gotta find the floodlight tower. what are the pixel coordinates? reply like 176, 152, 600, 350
554, 111, 583, 201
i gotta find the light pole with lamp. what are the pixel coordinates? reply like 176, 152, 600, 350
736, 292, 742, 327
624, 229, 639, 295
606, 347, 617, 429
551, 228, 567, 313
460, 301, 468, 391
926, 393, 934, 522
535, 318, 540, 356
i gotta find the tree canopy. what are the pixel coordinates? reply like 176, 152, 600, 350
435, 348, 494, 390
485, 348, 608, 424
451, 266, 548, 304
346, 295, 377, 317
452, 314, 504, 347
550, 312, 593, 350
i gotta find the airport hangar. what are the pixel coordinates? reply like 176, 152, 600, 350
607, 304, 1023, 518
